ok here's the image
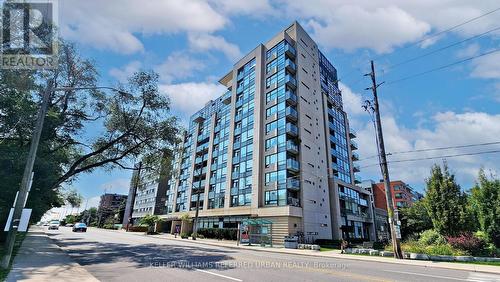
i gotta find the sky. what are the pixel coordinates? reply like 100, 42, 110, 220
42, 0, 500, 208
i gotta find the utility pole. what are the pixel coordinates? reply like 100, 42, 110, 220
366, 60, 403, 259
2, 81, 54, 268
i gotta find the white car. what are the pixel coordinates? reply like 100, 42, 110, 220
48, 220, 60, 230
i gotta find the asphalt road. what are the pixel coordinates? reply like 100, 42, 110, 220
46, 227, 500, 282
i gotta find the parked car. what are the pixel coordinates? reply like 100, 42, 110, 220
72, 223, 87, 232
48, 220, 60, 230
65, 223, 74, 227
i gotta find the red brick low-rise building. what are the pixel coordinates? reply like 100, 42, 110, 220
372, 180, 419, 210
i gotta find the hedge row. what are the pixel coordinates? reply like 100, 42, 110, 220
197, 228, 238, 240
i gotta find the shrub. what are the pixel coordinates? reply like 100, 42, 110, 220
314, 239, 342, 249
180, 232, 191, 239
128, 226, 148, 232
197, 228, 237, 240
419, 229, 446, 245
401, 241, 426, 254
425, 244, 465, 256
447, 232, 486, 256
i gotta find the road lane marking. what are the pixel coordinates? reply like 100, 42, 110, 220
194, 268, 243, 281
384, 270, 468, 281
467, 272, 500, 282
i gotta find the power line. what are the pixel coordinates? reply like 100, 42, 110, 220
374, 6, 500, 62
360, 149, 500, 169
385, 47, 500, 85
360, 141, 500, 161
383, 26, 500, 71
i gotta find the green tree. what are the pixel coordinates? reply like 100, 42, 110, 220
424, 163, 468, 236
470, 169, 500, 246
399, 200, 433, 239
139, 214, 164, 234
0, 41, 179, 228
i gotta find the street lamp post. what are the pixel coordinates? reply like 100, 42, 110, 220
1, 84, 129, 268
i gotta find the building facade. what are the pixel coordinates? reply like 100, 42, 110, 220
98, 193, 127, 226
164, 22, 374, 243
372, 180, 419, 210
123, 162, 169, 225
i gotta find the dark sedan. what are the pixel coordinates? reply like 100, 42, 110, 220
72, 222, 87, 232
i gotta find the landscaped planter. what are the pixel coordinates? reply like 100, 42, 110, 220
379, 251, 394, 257
428, 255, 454, 262
455, 256, 474, 262
358, 248, 370, 255
410, 253, 429, 260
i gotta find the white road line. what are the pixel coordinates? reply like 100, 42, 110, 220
384, 270, 468, 281
194, 268, 243, 282
467, 272, 500, 282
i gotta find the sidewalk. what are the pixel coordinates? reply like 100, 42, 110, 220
105, 228, 500, 275
6, 227, 98, 282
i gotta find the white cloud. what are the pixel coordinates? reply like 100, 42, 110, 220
344, 85, 500, 189
306, 6, 430, 53
279, 1, 499, 53
339, 82, 365, 116
188, 33, 242, 61
456, 43, 480, 58
109, 61, 142, 82
160, 82, 227, 119
99, 178, 131, 195
60, 0, 227, 54
155, 52, 206, 83
210, 0, 274, 16
471, 50, 500, 79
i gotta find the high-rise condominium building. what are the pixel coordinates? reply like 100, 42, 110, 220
163, 22, 374, 243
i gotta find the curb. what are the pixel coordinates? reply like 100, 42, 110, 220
94, 228, 500, 275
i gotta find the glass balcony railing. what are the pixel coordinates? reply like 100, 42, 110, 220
222, 90, 232, 105
286, 123, 298, 136
285, 107, 298, 121
287, 159, 300, 172
285, 59, 296, 73
353, 164, 360, 172
286, 141, 299, 154
349, 128, 357, 138
352, 152, 360, 161
285, 91, 297, 105
285, 43, 296, 59
350, 140, 358, 150
285, 75, 296, 89
354, 175, 362, 184
286, 178, 300, 191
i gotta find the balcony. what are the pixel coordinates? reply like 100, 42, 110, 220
285, 75, 296, 89
222, 90, 232, 105
349, 128, 357, 138
286, 123, 298, 136
285, 43, 296, 59
235, 99, 244, 108
192, 112, 206, 123
331, 162, 339, 172
285, 107, 298, 121
285, 91, 297, 105
353, 164, 360, 172
354, 175, 362, 184
287, 159, 300, 172
285, 59, 296, 74
286, 179, 300, 191
350, 140, 358, 150
286, 141, 299, 154
352, 152, 360, 161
